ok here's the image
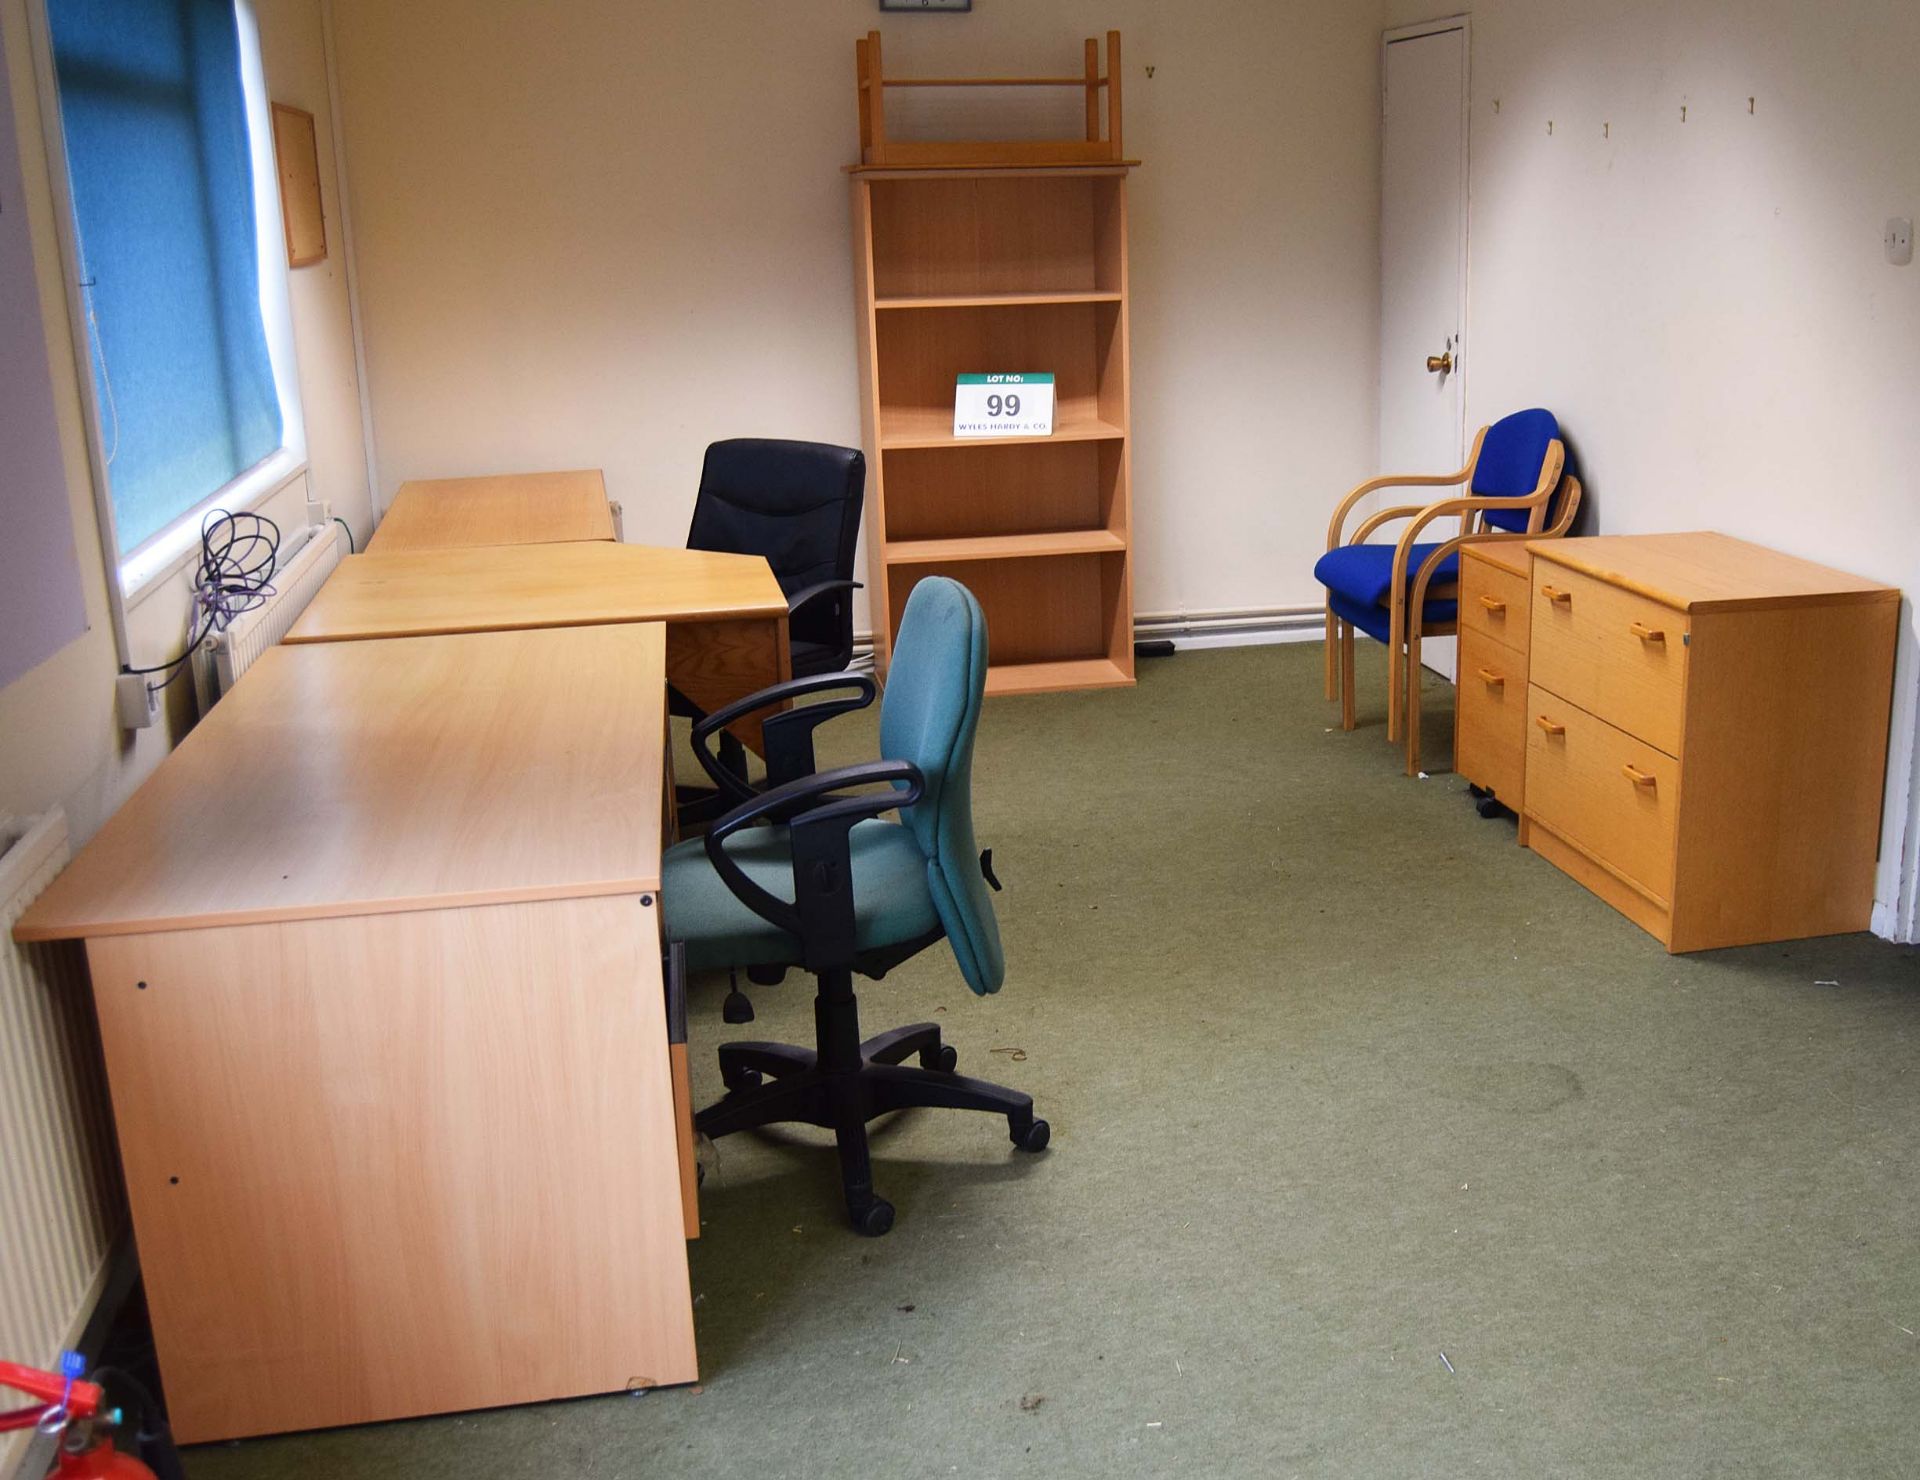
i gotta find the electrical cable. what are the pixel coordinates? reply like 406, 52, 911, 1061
332, 514, 355, 553
121, 509, 281, 693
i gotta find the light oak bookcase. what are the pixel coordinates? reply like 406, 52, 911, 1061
849, 32, 1138, 695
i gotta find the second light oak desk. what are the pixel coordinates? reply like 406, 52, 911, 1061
365, 469, 617, 553
12, 624, 697, 1442
287, 540, 791, 751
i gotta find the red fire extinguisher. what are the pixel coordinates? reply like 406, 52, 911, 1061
0, 1354, 170, 1480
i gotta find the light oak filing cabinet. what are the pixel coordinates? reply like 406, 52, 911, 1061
1455, 540, 1534, 814
1517, 532, 1899, 953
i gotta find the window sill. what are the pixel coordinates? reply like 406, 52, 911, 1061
120, 451, 309, 609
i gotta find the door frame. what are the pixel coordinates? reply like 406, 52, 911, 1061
1380, 14, 1472, 475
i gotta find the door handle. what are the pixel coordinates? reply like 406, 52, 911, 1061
1476, 667, 1505, 687
1628, 621, 1666, 642
1540, 584, 1572, 605
1477, 594, 1506, 613
1425, 351, 1453, 374
1535, 715, 1566, 736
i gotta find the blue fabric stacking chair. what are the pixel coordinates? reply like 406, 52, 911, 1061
663, 576, 1047, 1237
1312, 409, 1581, 774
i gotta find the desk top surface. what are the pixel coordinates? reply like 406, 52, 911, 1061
1529, 532, 1899, 613
285, 541, 788, 644
14, 624, 668, 942
366, 470, 616, 553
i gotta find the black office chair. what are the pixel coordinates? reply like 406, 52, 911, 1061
672, 439, 865, 826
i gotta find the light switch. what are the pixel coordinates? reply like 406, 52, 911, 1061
1887, 217, 1913, 266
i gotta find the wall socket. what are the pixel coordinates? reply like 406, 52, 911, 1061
115, 672, 158, 730
1887, 217, 1913, 266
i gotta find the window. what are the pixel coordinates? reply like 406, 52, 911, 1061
46, 0, 304, 592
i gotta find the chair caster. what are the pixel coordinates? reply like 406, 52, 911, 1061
746, 964, 787, 987
1476, 795, 1507, 819
920, 1043, 958, 1073
723, 1067, 762, 1093
1467, 783, 1489, 799
849, 1197, 895, 1238
1011, 1117, 1050, 1152
722, 968, 755, 1024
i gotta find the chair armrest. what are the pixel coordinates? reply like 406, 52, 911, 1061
690, 673, 878, 801
703, 760, 925, 969
1401, 474, 1583, 611
760, 675, 879, 788
1326, 425, 1487, 551
1348, 503, 1436, 543
1385, 488, 1558, 638
1326, 473, 1469, 551
786, 578, 863, 622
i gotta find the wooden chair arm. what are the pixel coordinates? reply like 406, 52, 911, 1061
1387, 462, 1578, 647
1349, 503, 1436, 542
1326, 470, 1470, 551
1401, 474, 1582, 605
1326, 425, 1487, 551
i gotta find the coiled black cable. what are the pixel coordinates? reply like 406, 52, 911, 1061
121, 508, 281, 692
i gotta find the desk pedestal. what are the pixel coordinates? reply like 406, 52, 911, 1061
666, 615, 790, 755
87, 893, 697, 1443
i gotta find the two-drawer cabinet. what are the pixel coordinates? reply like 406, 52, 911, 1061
1519, 533, 1899, 953
1455, 541, 1533, 813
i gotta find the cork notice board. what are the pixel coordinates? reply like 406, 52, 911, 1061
271, 103, 326, 267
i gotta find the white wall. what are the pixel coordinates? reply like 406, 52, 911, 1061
0, 0, 372, 842
1381, 0, 1920, 932
327, 0, 1384, 629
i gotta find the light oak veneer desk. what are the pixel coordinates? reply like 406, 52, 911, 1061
365, 469, 617, 553
287, 540, 791, 752
13, 625, 699, 1442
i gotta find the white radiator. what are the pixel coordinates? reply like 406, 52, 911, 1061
190, 519, 350, 713
0, 811, 123, 1473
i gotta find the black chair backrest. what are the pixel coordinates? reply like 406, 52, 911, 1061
688, 438, 865, 671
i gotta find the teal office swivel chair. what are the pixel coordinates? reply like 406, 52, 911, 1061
663, 576, 1048, 1237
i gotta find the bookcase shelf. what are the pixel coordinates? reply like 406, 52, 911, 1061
874, 291, 1124, 312
986, 657, 1133, 697
877, 409, 1125, 451
886, 530, 1126, 565
849, 38, 1138, 696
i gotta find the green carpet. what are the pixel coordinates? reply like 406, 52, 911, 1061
188, 643, 1918, 1478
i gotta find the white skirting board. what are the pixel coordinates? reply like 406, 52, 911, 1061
1132, 604, 1325, 650
850, 604, 1324, 669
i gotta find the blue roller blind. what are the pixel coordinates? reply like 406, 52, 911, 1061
48, 0, 283, 554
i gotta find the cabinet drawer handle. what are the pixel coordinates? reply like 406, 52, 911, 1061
1628, 621, 1666, 642
1476, 667, 1505, 687
1541, 584, 1572, 605
1535, 715, 1566, 736
1478, 595, 1506, 613
1621, 764, 1657, 789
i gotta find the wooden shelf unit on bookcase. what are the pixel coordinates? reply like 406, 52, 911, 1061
849, 30, 1139, 698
